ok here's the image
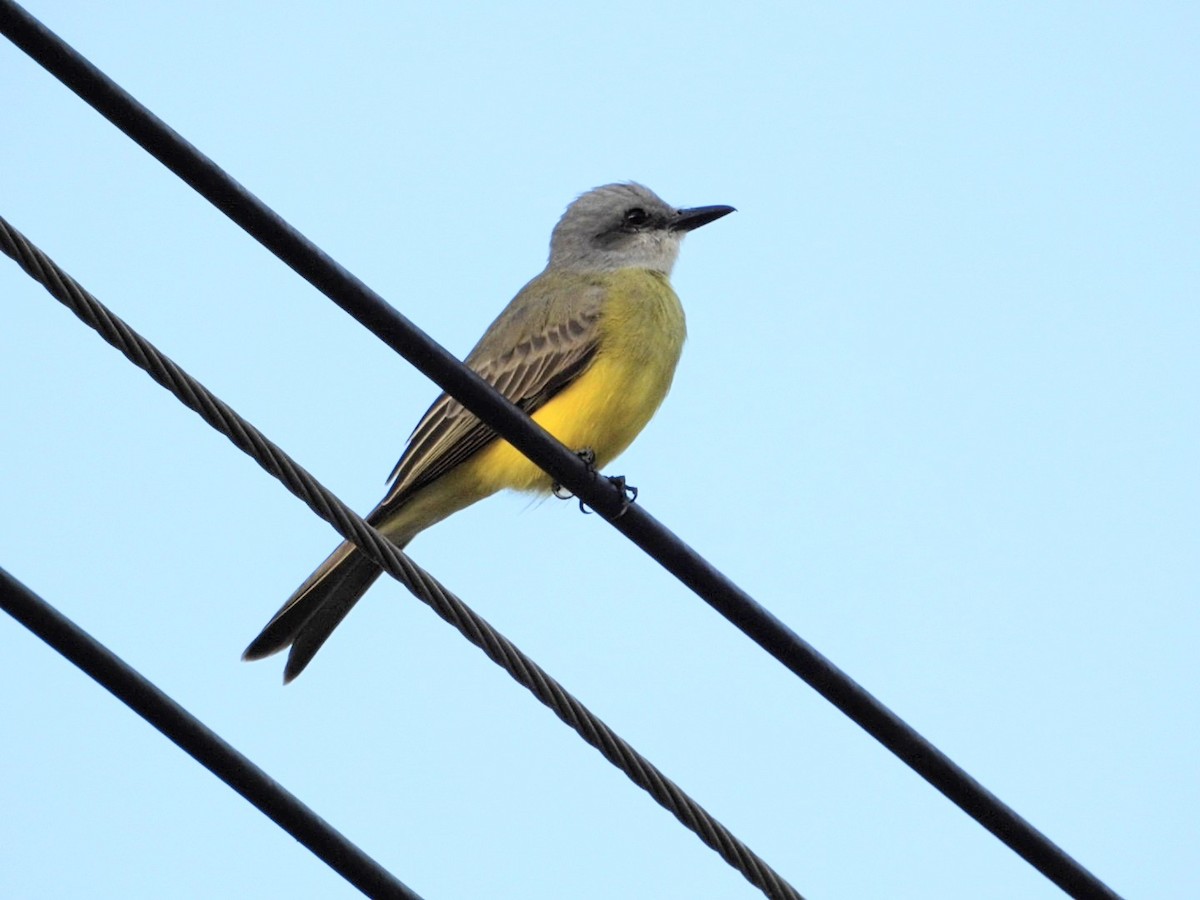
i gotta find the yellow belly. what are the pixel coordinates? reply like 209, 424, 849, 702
377, 269, 687, 546
470, 268, 686, 493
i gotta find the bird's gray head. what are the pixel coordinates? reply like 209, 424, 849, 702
547, 183, 734, 275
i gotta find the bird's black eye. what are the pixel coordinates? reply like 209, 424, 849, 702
622, 207, 651, 229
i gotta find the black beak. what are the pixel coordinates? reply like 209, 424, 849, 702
669, 204, 736, 232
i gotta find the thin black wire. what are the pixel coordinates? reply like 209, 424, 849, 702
0, 567, 425, 900
0, 5, 1122, 899
0, 214, 804, 900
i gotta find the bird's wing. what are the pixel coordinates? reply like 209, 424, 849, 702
374, 277, 604, 516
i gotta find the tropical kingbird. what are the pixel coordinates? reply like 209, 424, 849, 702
244, 183, 734, 681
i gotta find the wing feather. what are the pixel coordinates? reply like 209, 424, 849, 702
374, 277, 605, 518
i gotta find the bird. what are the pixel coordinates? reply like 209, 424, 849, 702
243, 183, 734, 681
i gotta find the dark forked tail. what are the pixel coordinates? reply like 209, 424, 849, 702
243, 540, 385, 682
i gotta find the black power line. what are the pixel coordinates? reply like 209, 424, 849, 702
0, 567, 424, 900
0, 3, 1122, 898
0, 214, 804, 900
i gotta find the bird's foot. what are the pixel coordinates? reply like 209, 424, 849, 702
602, 475, 638, 518
552, 448, 637, 517
552, 448, 596, 499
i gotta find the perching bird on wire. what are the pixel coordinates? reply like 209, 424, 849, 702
243, 183, 734, 681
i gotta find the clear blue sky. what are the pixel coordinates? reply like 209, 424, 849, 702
2, 3, 1196, 897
